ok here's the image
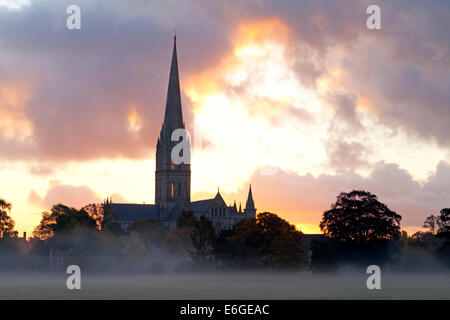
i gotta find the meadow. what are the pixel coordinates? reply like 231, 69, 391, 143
0, 271, 448, 300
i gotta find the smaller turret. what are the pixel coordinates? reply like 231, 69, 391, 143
244, 185, 256, 217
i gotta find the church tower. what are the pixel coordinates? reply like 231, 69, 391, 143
155, 35, 191, 219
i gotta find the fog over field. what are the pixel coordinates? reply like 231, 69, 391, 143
0, 271, 449, 300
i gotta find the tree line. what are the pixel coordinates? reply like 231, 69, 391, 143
0, 190, 449, 272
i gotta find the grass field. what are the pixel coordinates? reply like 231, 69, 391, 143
0, 271, 449, 299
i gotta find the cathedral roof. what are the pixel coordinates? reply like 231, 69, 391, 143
110, 203, 159, 222
190, 199, 214, 212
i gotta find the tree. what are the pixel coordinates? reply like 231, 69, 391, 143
216, 212, 308, 269
436, 208, 450, 236
161, 227, 194, 257
423, 214, 439, 235
320, 190, 401, 243
409, 231, 437, 249
51, 204, 97, 235
320, 190, 401, 264
81, 203, 104, 230
176, 209, 198, 229
101, 203, 120, 234
161, 210, 198, 257
127, 218, 166, 249
435, 208, 450, 267
32, 211, 55, 240
190, 216, 217, 265
32, 204, 97, 240
0, 198, 17, 238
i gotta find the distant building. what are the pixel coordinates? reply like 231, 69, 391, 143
108, 35, 256, 232
0, 231, 30, 253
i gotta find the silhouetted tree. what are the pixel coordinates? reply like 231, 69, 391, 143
176, 209, 198, 229
0, 198, 17, 238
51, 204, 97, 235
190, 216, 217, 265
320, 190, 401, 243
81, 203, 104, 230
436, 208, 450, 235
216, 212, 309, 269
409, 231, 437, 249
435, 208, 450, 267
320, 190, 401, 264
423, 214, 439, 235
160, 210, 198, 257
32, 204, 97, 240
127, 218, 166, 249
101, 203, 121, 234
32, 211, 55, 240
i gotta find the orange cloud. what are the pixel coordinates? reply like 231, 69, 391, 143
233, 17, 290, 51
0, 84, 33, 139
127, 106, 142, 132
185, 17, 293, 114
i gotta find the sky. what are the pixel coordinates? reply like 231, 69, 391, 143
0, 0, 449, 236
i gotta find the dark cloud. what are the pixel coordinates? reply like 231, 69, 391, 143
0, 0, 448, 163
326, 140, 369, 171
339, 0, 450, 147
325, 93, 362, 132
0, 0, 231, 161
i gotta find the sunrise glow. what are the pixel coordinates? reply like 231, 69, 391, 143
0, 3, 449, 239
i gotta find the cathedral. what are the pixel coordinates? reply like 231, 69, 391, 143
108, 36, 256, 233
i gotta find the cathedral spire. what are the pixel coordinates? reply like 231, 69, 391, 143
155, 35, 191, 210
163, 34, 184, 130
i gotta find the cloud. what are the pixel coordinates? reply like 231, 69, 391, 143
326, 141, 369, 171
234, 161, 450, 231
28, 181, 102, 209
330, 1, 450, 148
0, 0, 230, 161
28, 163, 55, 176
0, 0, 448, 163
27, 189, 42, 204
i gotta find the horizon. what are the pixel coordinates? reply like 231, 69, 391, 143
1, 0, 449, 237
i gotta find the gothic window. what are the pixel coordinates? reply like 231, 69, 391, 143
171, 162, 175, 170
171, 183, 174, 198
178, 181, 181, 197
